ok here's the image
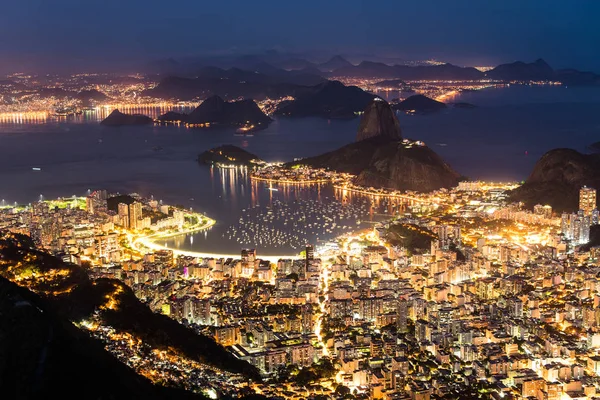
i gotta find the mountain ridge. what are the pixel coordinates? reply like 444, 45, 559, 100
292, 99, 460, 192
510, 148, 600, 211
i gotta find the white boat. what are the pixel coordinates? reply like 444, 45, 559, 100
32, 167, 41, 171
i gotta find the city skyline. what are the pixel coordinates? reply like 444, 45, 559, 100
1, 1, 600, 399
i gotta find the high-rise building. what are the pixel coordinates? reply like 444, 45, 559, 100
397, 299, 408, 333
580, 187, 597, 216
305, 244, 314, 266
561, 212, 591, 245
129, 202, 142, 230
118, 203, 129, 228
86, 196, 95, 214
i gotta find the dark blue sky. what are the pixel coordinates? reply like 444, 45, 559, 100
2, 0, 599, 73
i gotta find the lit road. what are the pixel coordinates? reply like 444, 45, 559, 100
314, 258, 330, 357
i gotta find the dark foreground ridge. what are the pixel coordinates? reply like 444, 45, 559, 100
295, 99, 460, 192
0, 275, 205, 399
0, 232, 261, 383
510, 148, 600, 212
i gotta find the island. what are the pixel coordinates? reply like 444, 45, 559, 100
186, 95, 272, 130
274, 80, 375, 119
393, 94, 447, 113
452, 102, 477, 109
197, 145, 263, 167
100, 109, 153, 126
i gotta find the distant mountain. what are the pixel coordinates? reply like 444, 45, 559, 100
147, 57, 181, 75
186, 95, 272, 128
293, 99, 460, 192
100, 109, 153, 126
393, 95, 447, 112
0, 231, 261, 380
144, 66, 325, 101
38, 87, 73, 99
589, 141, 600, 153
486, 59, 600, 85
555, 68, 600, 86
332, 61, 483, 80
274, 57, 317, 71
486, 59, 554, 81
250, 62, 285, 75
374, 79, 407, 87
146, 55, 600, 89
318, 55, 353, 72
198, 145, 262, 166
356, 98, 402, 141
76, 89, 109, 105
510, 148, 600, 212
0, 276, 204, 400
325, 57, 600, 86
274, 80, 375, 119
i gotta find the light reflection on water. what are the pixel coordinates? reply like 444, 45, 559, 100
164, 168, 411, 256
0, 105, 195, 126
0, 86, 599, 254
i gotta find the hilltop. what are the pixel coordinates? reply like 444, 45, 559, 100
185, 95, 272, 128
394, 95, 447, 112
0, 275, 205, 399
294, 99, 460, 192
100, 109, 153, 126
356, 98, 402, 141
510, 148, 600, 212
274, 80, 375, 119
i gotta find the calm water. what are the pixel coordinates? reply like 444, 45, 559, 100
0, 85, 598, 254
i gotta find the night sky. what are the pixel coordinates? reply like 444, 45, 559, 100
2, 0, 599, 73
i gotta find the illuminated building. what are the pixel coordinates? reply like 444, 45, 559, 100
128, 202, 142, 230
397, 299, 408, 333
561, 212, 591, 245
241, 248, 256, 263
117, 203, 129, 228
305, 243, 314, 273
533, 204, 553, 219
579, 186, 597, 216
86, 196, 95, 214
154, 249, 174, 266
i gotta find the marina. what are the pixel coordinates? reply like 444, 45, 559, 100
223, 197, 376, 250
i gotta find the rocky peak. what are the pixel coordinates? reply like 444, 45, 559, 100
356, 98, 402, 142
